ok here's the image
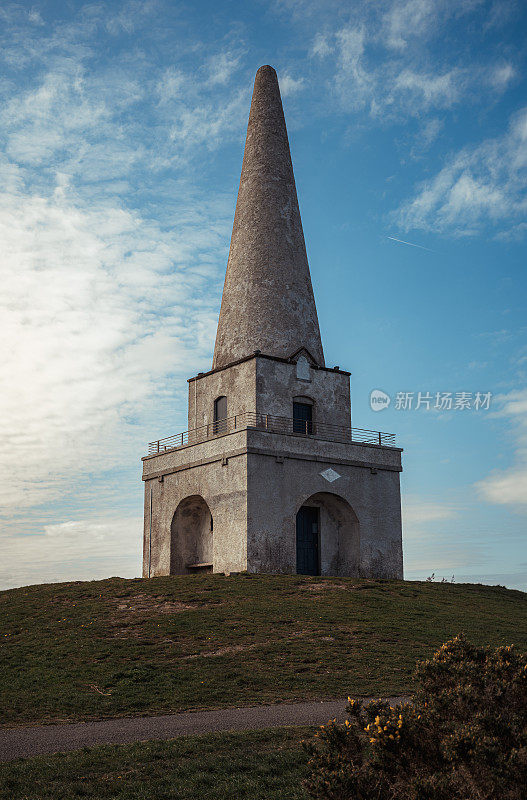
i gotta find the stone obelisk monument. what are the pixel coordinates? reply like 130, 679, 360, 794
141, 65, 403, 579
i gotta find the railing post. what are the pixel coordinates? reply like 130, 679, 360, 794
265, 414, 268, 429
157, 440, 160, 453
379, 432, 382, 445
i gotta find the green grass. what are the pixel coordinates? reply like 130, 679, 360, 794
1, 574, 526, 725
0, 726, 313, 799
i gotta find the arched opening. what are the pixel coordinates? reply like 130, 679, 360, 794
213, 395, 227, 434
295, 492, 359, 577
293, 395, 314, 434
170, 495, 213, 574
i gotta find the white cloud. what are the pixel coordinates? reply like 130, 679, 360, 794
403, 499, 458, 525
398, 106, 527, 235
476, 389, 527, 509
306, 1, 516, 122
206, 52, 241, 86
156, 67, 187, 103
477, 469, 527, 506
418, 117, 444, 150
311, 33, 333, 58
279, 73, 305, 96
169, 89, 248, 150
381, 0, 486, 51
0, 178, 227, 518
392, 68, 464, 108
334, 26, 374, 111
401, 496, 493, 575
28, 9, 44, 26
488, 62, 516, 90
0, 32, 247, 542
0, 517, 143, 590
382, 0, 439, 51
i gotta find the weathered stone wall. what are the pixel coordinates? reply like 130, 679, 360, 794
142, 63, 404, 582
170, 495, 213, 573
143, 416, 403, 580
255, 357, 351, 427
212, 66, 325, 369
187, 359, 256, 430
143, 450, 248, 577
245, 432, 403, 578
185, 353, 350, 435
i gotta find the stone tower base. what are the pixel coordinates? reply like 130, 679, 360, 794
142, 426, 403, 579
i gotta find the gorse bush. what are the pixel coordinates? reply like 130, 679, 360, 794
304, 635, 527, 800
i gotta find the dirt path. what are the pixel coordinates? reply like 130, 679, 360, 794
0, 696, 409, 762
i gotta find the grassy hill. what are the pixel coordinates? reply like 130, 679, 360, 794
1, 574, 526, 726
0, 728, 313, 799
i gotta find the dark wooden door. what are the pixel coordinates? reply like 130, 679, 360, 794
213, 396, 227, 434
293, 401, 313, 434
296, 506, 319, 575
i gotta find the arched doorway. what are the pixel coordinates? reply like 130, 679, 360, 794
170, 495, 213, 574
295, 492, 359, 577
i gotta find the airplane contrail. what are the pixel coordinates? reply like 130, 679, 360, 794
387, 236, 434, 252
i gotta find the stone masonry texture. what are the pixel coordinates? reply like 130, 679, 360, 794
142, 65, 404, 580
212, 65, 325, 369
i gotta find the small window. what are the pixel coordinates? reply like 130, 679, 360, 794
213, 396, 227, 434
293, 400, 313, 434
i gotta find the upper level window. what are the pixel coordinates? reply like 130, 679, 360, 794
293, 397, 313, 434
213, 396, 227, 434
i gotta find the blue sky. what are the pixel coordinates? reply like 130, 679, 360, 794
1, 0, 526, 591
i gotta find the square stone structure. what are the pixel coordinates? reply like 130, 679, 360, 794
142, 66, 403, 580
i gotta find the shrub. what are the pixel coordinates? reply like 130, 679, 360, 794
303, 635, 527, 800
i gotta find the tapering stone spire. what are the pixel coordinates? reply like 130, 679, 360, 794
212, 65, 325, 369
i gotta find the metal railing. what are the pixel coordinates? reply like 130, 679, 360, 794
147, 412, 396, 455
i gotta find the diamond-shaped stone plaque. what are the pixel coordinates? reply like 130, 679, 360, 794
320, 468, 340, 483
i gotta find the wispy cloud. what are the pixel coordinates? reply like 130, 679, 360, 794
307, 1, 516, 121
476, 389, 527, 510
0, 518, 142, 590
0, 178, 227, 518
0, 10, 248, 549
382, 0, 439, 51
403, 499, 459, 525
206, 51, 242, 86
402, 497, 485, 574
398, 106, 527, 236
279, 73, 306, 96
